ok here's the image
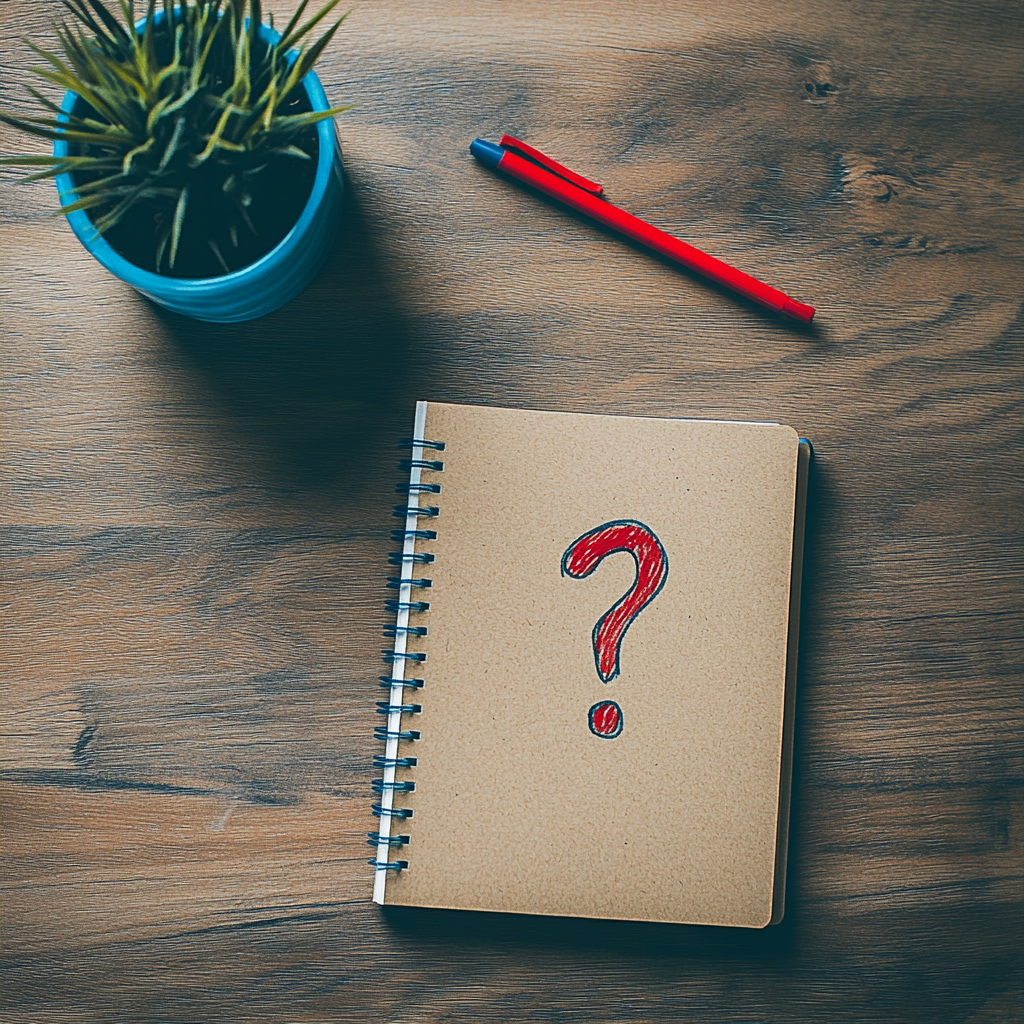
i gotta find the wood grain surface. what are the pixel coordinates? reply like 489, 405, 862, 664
2, 0, 1022, 1021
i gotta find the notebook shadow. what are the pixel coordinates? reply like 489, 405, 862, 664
381, 902, 798, 964
147, 170, 417, 493
769, 446, 832, 946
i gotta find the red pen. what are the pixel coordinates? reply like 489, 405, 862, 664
470, 135, 815, 324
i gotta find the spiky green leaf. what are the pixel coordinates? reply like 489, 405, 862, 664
3, 0, 349, 275
278, 0, 344, 54
169, 184, 188, 266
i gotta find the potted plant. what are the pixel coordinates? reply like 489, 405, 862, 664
1, 0, 350, 322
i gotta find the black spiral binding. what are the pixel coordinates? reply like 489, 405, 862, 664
397, 482, 441, 495
386, 577, 432, 589
370, 431, 444, 883
377, 675, 424, 690
399, 438, 446, 451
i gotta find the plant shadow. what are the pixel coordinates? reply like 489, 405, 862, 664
148, 168, 417, 496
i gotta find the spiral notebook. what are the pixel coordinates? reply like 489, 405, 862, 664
371, 402, 811, 928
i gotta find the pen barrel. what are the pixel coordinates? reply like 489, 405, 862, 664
500, 152, 813, 323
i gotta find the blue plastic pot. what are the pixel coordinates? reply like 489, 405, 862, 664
53, 22, 343, 323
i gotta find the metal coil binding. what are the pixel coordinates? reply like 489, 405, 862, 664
373, 726, 421, 741
393, 505, 439, 518
387, 551, 435, 565
372, 802, 412, 820
373, 755, 418, 768
367, 831, 410, 847
375, 701, 423, 715
384, 601, 430, 613
382, 625, 428, 638
372, 779, 416, 793
382, 650, 426, 664
397, 482, 441, 495
398, 438, 446, 451
386, 576, 432, 589
391, 529, 437, 542
369, 859, 409, 871
371, 427, 444, 883
377, 675, 424, 690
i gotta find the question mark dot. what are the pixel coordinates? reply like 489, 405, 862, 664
589, 701, 623, 739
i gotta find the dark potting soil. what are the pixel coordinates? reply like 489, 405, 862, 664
70, 90, 320, 280
100, 134, 318, 279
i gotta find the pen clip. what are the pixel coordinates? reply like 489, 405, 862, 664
499, 135, 604, 196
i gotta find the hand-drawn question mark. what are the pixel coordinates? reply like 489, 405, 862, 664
561, 519, 669, 739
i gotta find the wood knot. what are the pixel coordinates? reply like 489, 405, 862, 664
72, 723, 97, 767
841, 157, 922, 204
803, 64, 840, 105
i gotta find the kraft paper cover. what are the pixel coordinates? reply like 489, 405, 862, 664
385, 403, 801, 928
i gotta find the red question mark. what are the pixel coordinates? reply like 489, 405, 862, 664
561, 520, 669, 738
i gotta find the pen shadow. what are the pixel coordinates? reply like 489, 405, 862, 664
490, 169, 823, 338
147, 167, 418, 497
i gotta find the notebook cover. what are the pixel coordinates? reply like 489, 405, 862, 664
380, 402, 804, 928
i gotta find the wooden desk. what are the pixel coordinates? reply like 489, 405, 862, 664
2, 1, 1021, 1019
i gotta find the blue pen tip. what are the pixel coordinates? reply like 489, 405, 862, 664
470, 138, 504, 170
